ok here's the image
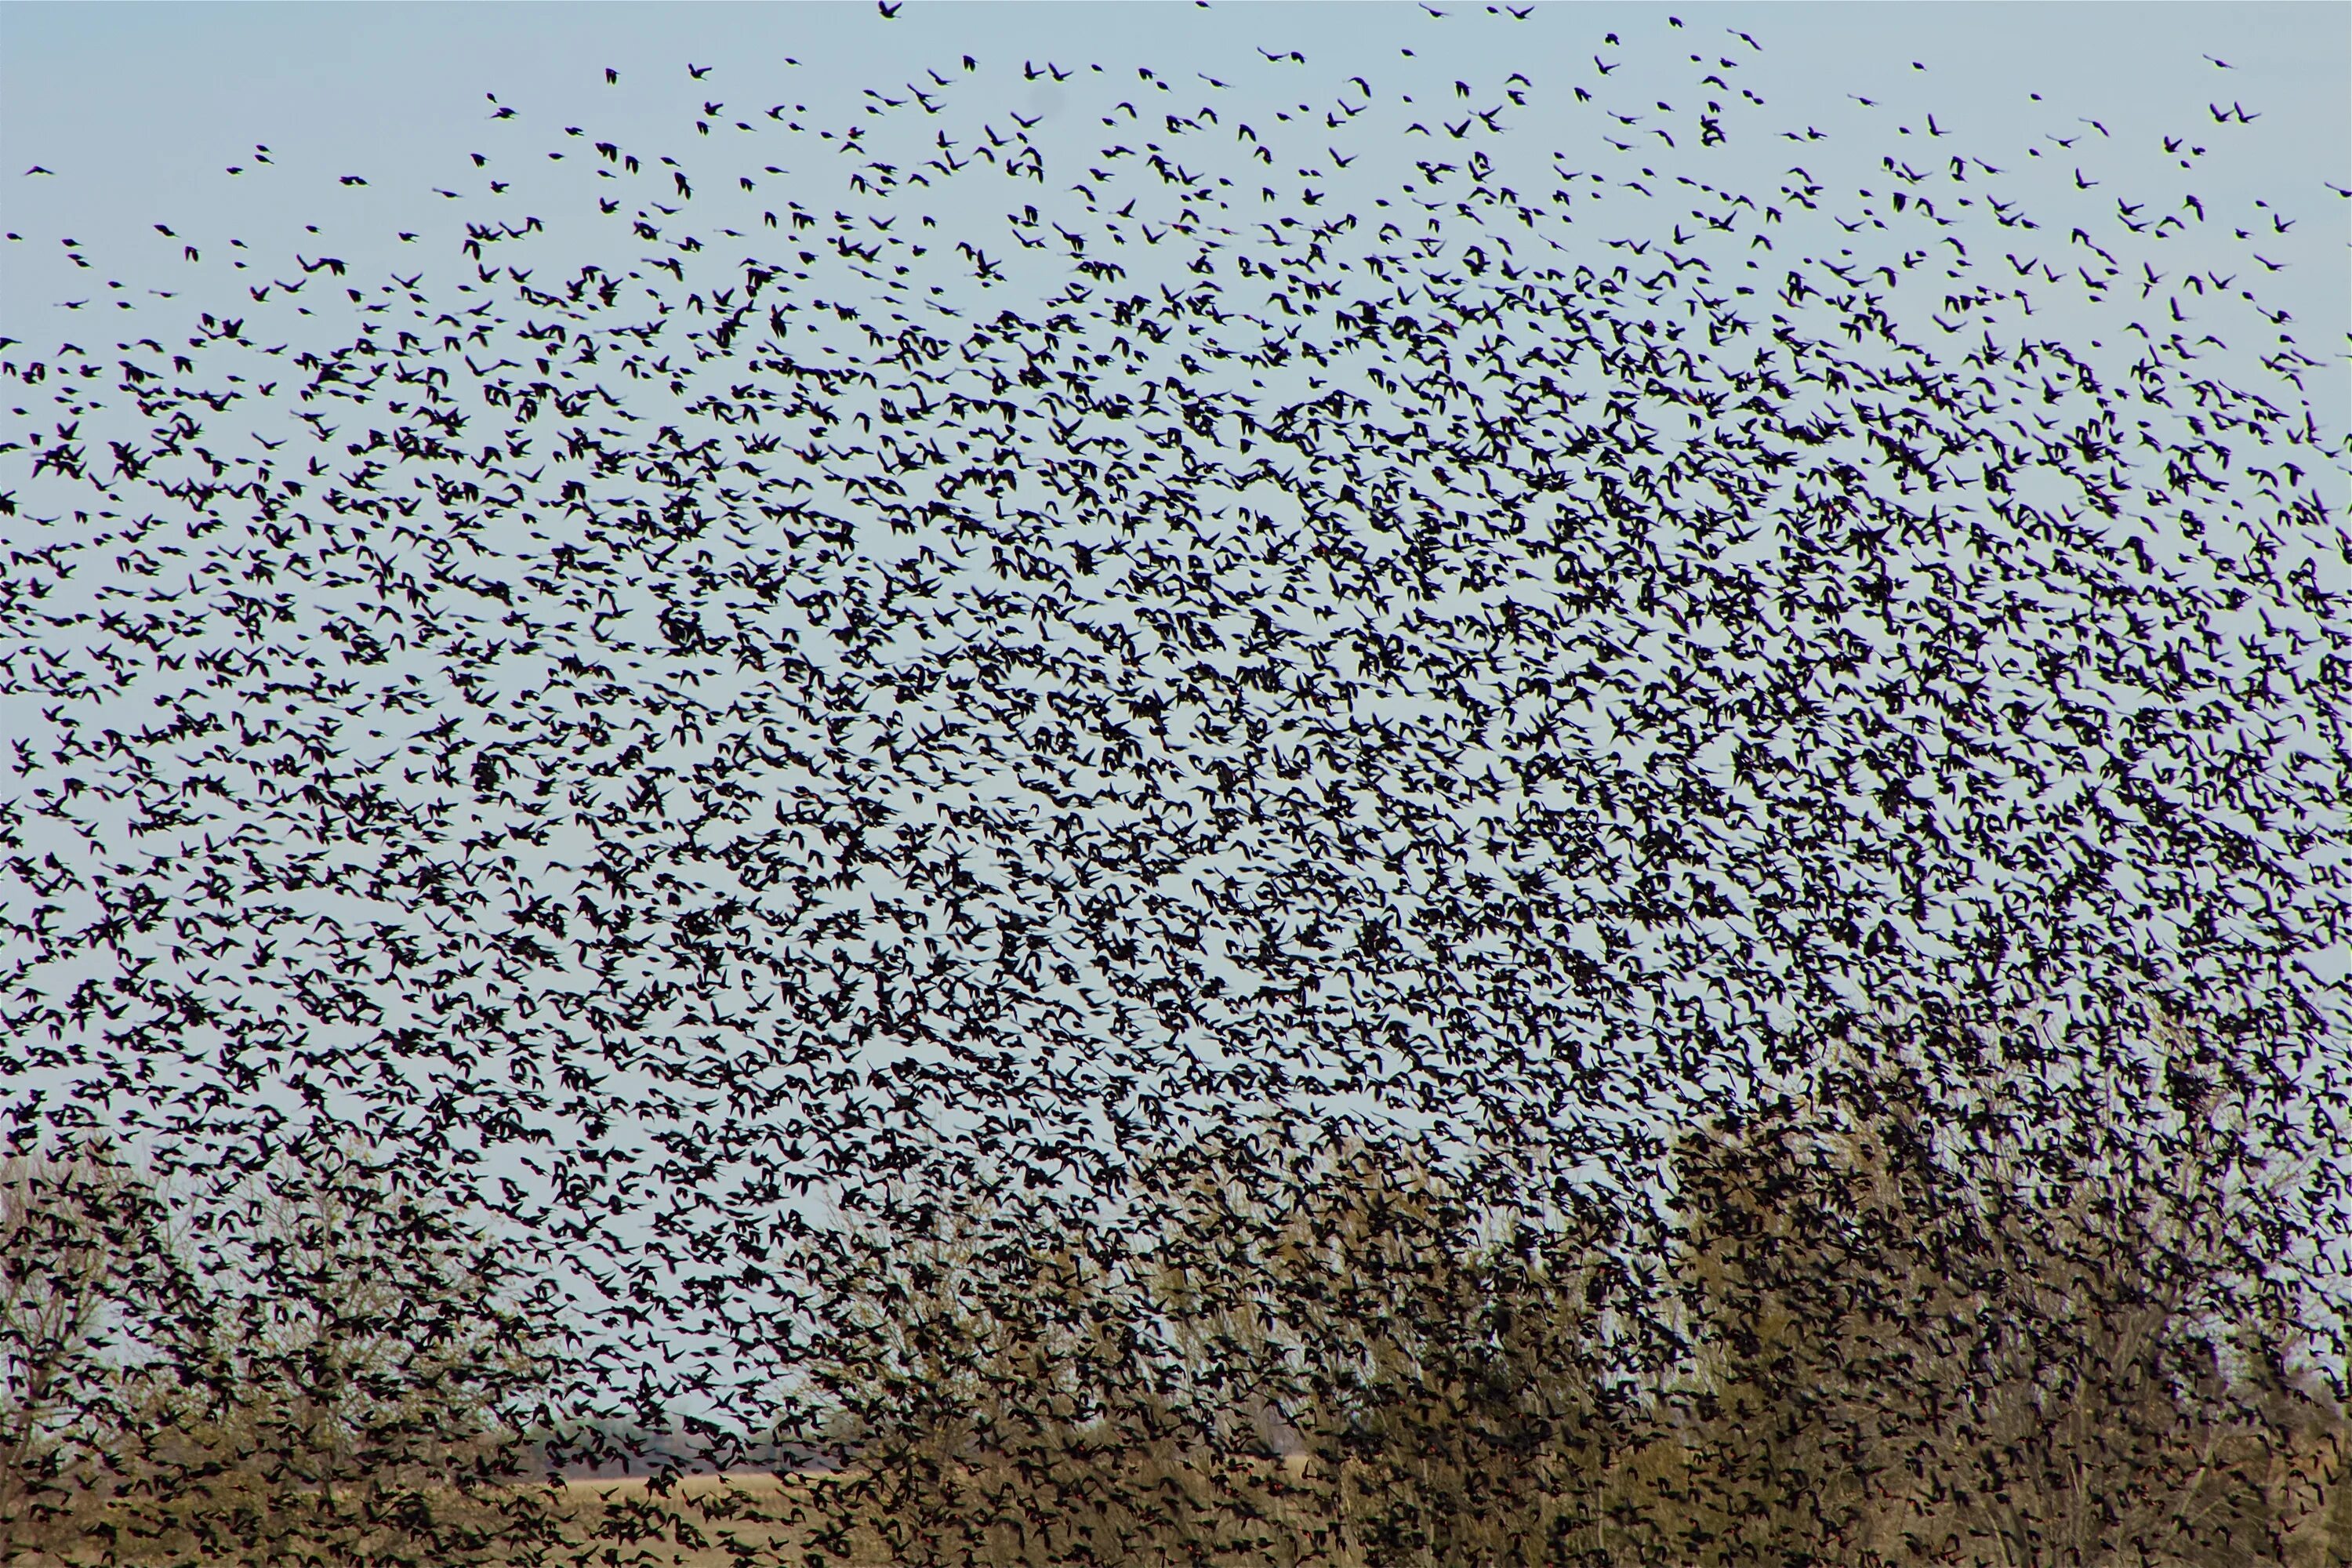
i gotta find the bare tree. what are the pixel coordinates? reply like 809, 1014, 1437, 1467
1137, 1125, 1632, 1568
1886, 1006, 2330, 1568
81, 1134, 558, 1566
0, 1140, 175, 1547
1665, 996, 2344, 1568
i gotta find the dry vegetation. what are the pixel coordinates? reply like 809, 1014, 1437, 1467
8, 1011, 2350, 1567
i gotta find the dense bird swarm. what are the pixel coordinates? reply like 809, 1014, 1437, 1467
2, 7, 2348, 1565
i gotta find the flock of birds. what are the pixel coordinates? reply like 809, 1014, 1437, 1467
1, 4, 2346, 1553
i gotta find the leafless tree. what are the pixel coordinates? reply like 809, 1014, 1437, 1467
0, 1140, 176, 1546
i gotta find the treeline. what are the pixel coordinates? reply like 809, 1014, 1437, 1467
1, 1138, 563, 1566
9, 1001, 2350, 1566
800, 1004, 2351, 1568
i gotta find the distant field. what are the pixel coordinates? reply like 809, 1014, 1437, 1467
547, 1471, 842, 1567
7, 1441, 2341, 1566
9, 1471, 848, 1568
562, 1468, 849, 1497
5, 1454, 1333, 1567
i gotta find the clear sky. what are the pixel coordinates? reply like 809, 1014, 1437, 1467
8, 2, 2344, 1087
5, 4, 2346, 430
4, 1, 2347, 1434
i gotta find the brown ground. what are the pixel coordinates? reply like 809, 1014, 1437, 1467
7, 1441, 2342, 1566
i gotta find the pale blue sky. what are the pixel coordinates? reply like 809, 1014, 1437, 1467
6, 4, 2346, 426
8, 0, 2343, 1122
